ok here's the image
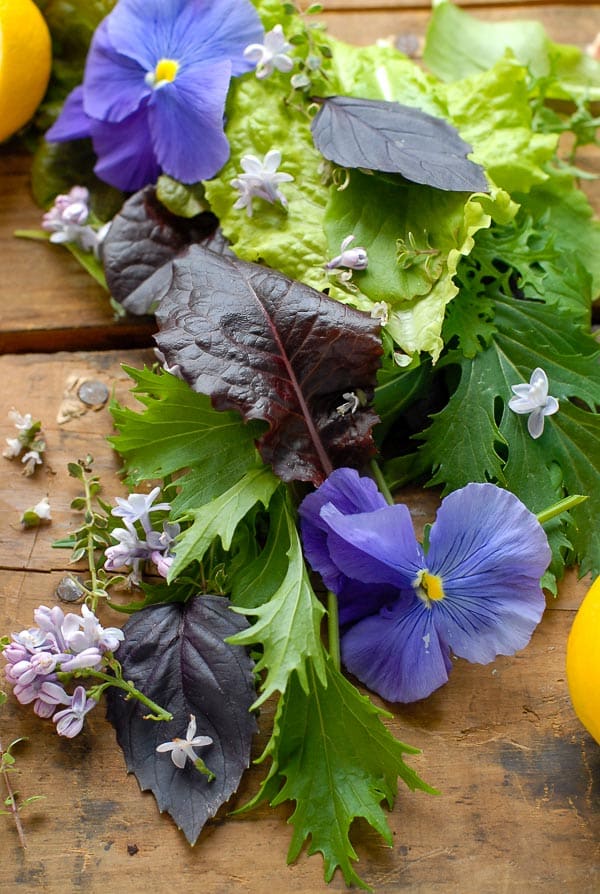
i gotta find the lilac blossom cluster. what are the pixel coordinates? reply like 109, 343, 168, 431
41, 186, 109, 256
2, 604, 124, 737
104, 487, 179, 583
3, 409, 46, 476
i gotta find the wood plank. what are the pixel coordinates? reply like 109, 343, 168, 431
318, 0, 600, 11
0, 152, 155, 354
1, 350, 598, 892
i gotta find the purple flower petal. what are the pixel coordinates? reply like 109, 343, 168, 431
45, 87, 92, 142
90, 104, 161, 191
426, 483, 549, 662
83, 20, 150, 124
341, 595, 453, 703
299, 467, 387, 595
147, 59, 232, 182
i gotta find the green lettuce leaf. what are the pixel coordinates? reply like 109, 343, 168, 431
242, 659, 436, 890
424, 0, 600, 102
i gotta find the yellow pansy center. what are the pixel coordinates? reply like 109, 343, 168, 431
149, 58, 180, 87
414, 569, 446, 605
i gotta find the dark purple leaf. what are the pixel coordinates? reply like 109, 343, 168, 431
153, 246, 383, 485
311, 95, 489, 193
105, 596, 257, 844
101, 186, 224, 307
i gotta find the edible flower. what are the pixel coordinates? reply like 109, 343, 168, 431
508, 367, 559, 439
325, 235, 368, 271
243, 25, 294, 79
156, 715, 213, 769
299, 469, 550, 703
45, 0, 263, 190
231, 149, 294, 216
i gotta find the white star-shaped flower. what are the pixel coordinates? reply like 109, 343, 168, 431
244, 25, 294, 79
325, 235, 368, 271
231, 149, 294, 217
508, 367, 559, 439
156, 715, 213, 770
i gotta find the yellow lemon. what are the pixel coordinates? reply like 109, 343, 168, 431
0, 0, 52, 142
566, 575, 600, 744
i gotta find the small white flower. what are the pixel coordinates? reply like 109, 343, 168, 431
111, 486, 171, 533
370, 302, 389, 325
156, 715, 213, 770
231, 149, 294, 217
336, 392, 360, 416
8, 410, 33, 432
3, 437, 22, 459
244, 25, 294, 79
508, 367, 559, 439
21, 450, 42, 476
33, 497, 52, 520
325, 235, 368, 272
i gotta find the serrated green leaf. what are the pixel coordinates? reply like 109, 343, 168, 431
243, 660, 435, 889
229, 495, 327, 707
418, 294, 600, 577
110, 367, 264, 484
169, 467, 279, 580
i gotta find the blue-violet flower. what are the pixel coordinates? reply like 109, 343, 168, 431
45, 0, 263, 191
299, 468, 550, 703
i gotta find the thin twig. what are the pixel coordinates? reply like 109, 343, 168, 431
0, 740, 27, 849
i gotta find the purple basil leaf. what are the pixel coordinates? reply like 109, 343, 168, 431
311, 95, 489, 193
153, 246, 383, 485
101, 186, 223, 307
105, 596, 257, 844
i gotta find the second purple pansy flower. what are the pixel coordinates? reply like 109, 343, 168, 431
299, 469, 551, 703
46, 0, 264, 191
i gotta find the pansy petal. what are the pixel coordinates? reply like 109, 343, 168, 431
299, 468, 387, 593
342, 597, 453, 703
91, 105, 161, 191
425, 483, 548, 662
45, 87, 92, 142
83, 20, 149, 123
320, 502, 424, 589
148, 59, 232, 183
106, 0, 187, 70
337, 579, 399, 627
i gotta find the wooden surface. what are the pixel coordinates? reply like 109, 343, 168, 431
1, 3, 599, 892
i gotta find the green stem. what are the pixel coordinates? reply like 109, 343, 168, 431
74, 669, 172, 721
82, 473, 102, 612
370, 459, 394, 506
536, 494, 587, 526
327, 590, 341, 672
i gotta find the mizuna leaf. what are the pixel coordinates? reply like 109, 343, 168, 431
154, 246, 383, 486
105, 596, 257, 845
102, 186, 223, 307
311, 95, 489, 193
243, 660, 435, 890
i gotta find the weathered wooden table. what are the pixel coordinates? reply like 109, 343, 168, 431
1, 2, 599, 892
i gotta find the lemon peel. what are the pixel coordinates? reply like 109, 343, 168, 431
0, 0, 51, 142
566, 576, 600, 744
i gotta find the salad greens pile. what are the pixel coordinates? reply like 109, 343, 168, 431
11, 0, 600, 888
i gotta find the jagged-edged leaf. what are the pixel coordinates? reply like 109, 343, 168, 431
229, 491, 327, 707
311, 95, 489, 192
102, 186, 223, 306
110, 366, 263, 488
243, 659, 435, 890
154, 246, 383, 485
105, 596, 257, 844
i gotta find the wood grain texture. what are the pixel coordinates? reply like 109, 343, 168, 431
0, 352, 598, 893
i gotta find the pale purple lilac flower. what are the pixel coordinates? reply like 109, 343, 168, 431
299, 469, 550, 703
231, 150, 294, 217
53, 686, 97, 738
45, 0, 263, 191
508, 367, 559, 439
156, 715, 213, 769
326, 235, 368, 272
111, 486, 171, 535
243, 25, 294, 79
62, 604, 124, 654
41, 186, 99, 253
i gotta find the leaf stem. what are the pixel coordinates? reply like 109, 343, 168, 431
536, 494, 587, 525
0, 740, 27, 849
370, 459, 394, 506
327, 590, 341, 672
72, 669, 173, 722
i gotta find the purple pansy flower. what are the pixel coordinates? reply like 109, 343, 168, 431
299, 469, 550, 703
45, 0, 263, 191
